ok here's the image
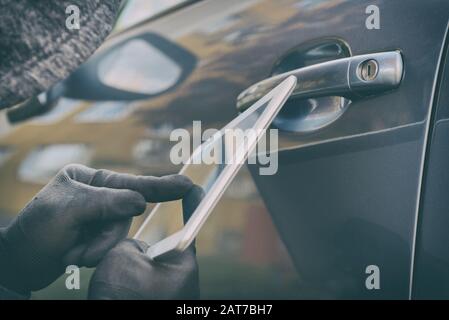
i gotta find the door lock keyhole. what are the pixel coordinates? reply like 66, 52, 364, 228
359, 59, 379, 81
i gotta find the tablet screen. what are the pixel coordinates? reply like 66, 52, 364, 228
134, 76, 296, 253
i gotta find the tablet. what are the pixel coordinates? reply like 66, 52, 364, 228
134, 75, 297, 259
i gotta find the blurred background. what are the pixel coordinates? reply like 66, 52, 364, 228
0, 0, 305, 299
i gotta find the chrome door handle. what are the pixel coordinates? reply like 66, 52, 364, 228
237, 51, 403, 112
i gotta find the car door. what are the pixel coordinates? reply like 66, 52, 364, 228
239, 1, 448, 299
107, 0, 447, 299
412, 33, 449, 299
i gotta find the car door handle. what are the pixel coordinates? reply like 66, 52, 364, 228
237, 51, 403, 112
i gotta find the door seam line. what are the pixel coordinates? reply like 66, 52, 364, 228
408, 21, 449, 300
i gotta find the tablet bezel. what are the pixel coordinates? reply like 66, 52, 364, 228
134, 75, 297, 259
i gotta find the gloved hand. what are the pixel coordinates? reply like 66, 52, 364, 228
0, 164, 193, 295
88, 185, 204, 300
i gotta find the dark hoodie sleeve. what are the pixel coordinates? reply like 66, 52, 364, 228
0, 231, 30, 300
0, 0, 122, 109
0, 285, 30, 300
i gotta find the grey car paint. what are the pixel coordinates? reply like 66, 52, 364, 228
99, 0, 449, 299
412, 35, 449, 299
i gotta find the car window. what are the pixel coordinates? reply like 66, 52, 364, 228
18, 144, 93, 184
74, 101, 138, 123
0, 147, 13, 168
32, 98, 82, 125
114, 0, 190, 32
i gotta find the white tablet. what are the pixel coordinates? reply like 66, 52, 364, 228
134, 75, 297, 259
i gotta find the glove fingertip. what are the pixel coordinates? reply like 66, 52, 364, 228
182, 185, 205, 223
112, 189, 147, 217
129, 191, 147, 216
162, 174, 194, 195
172, 174, 194, 188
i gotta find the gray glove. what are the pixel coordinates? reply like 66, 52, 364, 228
0, 164, 193, 295
88, 185, 204, 300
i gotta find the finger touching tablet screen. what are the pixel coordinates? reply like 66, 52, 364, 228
134, 75, 297, 259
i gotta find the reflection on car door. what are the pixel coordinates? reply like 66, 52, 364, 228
109, 0, 449, 298
117, 0, 449, 299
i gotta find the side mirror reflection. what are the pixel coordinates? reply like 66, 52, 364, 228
64, 32, 196, 101
7, 32, 197, 124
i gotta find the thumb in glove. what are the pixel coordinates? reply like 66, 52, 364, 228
0, 164, 193, 294
88, 185, 205, 300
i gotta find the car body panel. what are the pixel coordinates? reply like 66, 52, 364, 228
412, 36, 449, 299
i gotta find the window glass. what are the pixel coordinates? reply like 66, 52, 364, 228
0, 147, 13, 167
133, 139, 173, 166
115, 0, 188, 31
74, 101, 137, 123
32, 98, 82, 125
18, 144, 92, 184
